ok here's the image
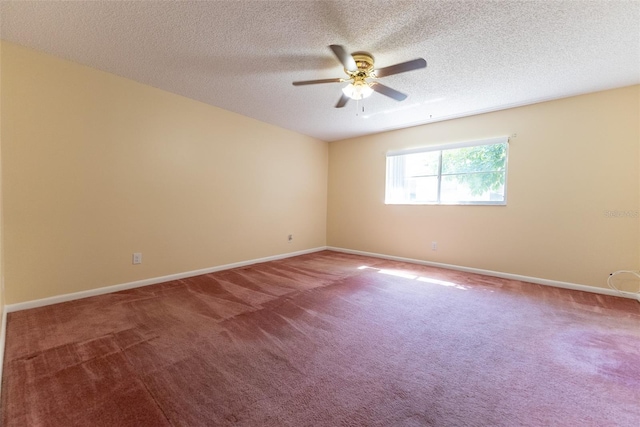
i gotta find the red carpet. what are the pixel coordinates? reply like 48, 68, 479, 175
2, 250, 639, 426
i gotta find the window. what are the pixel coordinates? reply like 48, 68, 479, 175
385, 137, 508, 205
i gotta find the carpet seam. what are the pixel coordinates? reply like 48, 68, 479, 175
117, 341, 175, 427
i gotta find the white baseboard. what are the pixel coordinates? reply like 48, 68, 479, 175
5, 244, 638, 314
5, 247, 328, 313
327, 246, 640, 301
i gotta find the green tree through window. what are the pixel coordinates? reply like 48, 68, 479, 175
442, 143, 507, 196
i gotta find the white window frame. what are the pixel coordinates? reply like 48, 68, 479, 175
385, 137, 509, 206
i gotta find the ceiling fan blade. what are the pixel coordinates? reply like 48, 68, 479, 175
335, 93, 350, 108
292, 78, 343, 86
374, 58, 427, 78
329, 45, 357, 72
372, 83, 408, 101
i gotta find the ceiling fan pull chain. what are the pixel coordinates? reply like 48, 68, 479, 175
354, 99, 366, 117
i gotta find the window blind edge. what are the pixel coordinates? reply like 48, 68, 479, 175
386, 136, 509, 157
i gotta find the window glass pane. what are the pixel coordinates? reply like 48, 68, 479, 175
440, 172, 505, 203
442, 143, 506, 174
405, 151, 439, 177
385, 155, 407, 203
407, 176, 438, 203
386, 152, 440, 204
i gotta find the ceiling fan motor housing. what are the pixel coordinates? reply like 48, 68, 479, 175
349, 52, 375, 78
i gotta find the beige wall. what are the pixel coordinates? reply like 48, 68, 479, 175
1, 41, 328, 304
0, 42, 4, 321
328, 86, 640, 290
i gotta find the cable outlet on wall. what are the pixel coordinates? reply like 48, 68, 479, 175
431, 241, 438, 251
288, 234, 293, 243
132, 252, 142, 265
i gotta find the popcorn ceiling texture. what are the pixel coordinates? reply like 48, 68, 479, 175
1, 0, 638, 141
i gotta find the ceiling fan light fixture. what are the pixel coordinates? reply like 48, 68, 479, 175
292, 45, 426, 108
342, 81, 373, 100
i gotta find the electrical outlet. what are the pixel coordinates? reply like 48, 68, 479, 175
132, 253, 142, 265
431, 241, 438, 251
288, 234, 293, 243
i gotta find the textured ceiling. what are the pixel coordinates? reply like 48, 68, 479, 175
1, 1, 639, 142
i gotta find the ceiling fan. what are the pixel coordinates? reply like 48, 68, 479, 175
293, 45, 427, 108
